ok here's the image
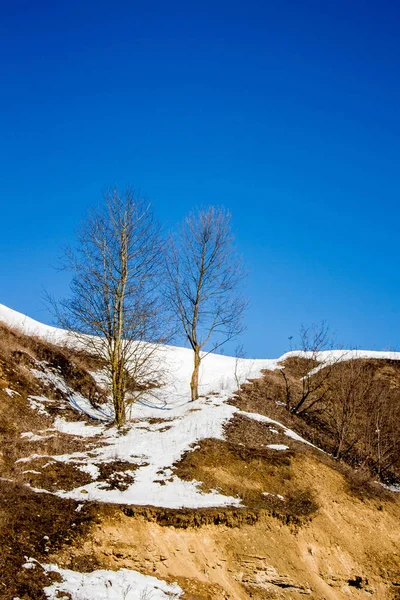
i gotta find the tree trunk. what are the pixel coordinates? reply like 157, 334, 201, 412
190, 347, 201, 401
112, 347, 126, 428
114, 385, 126, 427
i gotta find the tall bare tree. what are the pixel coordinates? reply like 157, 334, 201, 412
56, 188, 164, 427
165, 206, 247, 401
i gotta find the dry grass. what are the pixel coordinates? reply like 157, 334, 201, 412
0, 479, 98, 599
0, 321, 107, 409
231, 357, 400, 487
0, 321, 110, 479
173, 431, 318, 524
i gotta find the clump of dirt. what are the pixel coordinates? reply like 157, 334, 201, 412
147, 417, 165, 425
16, 458, 94, 492
98, 460, 140, 491
120, 504, 261, 528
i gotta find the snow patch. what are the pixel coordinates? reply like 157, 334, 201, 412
53, 417, 104, 437
22, 558, 183, 599
237, 409, 318, 449
263, 492, 285, 500
78, 463, 100, 480
3, 387, 19, 397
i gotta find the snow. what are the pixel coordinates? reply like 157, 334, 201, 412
262, 492, 285, 500
53, 417, 105, 437
380, 482, 400, 493
22, 559, 183, 599
3, 387, 19, 397
0, 303, 67, 343
16, 454, 48, 464
28, 396, 54, 416
78, 463, 100, 479
30, 364, 114, 422
267, 444, 289, 451
278, 349, 400, 377
55, 393, 243, 508
21, 431, 55, 442
236, 410, 318, 449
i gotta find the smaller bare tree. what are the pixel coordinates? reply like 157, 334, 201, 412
324, 359, 377, 459
281, 321, 342, 416
361, 385, 400, 481
233, 343, 247, 389
165, 206, 247, 401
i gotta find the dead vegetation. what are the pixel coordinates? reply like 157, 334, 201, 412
0, 479, 98, 600
0, 321, 112, 499
0, 321, 105, 402
230, 354, 400, 488
173, 421, 319, 525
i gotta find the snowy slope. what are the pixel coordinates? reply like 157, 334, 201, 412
2, 302, 400, 372
3, 302, 400, 509
0, 301, 279, 410
0, 302, 66, 342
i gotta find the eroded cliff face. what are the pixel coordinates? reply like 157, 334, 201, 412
50, 454, 400, 600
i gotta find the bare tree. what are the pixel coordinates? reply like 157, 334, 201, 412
55, 188, 164, 427
281, 321, 340, 416
325, 359, 400, 481
324, 359, 377, 459
361, 384, 400, 481
165, 206, 247, 401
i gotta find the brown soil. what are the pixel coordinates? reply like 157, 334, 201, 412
173, 436, 317, 524
97, 460, 139, 491
51, 463, 400, 600
45, 409, 400, 600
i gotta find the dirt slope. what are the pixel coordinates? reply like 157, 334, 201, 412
49, 453, 400, 600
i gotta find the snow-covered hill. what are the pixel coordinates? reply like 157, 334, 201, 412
2, 301, 400, 509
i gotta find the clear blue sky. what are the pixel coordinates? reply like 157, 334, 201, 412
1, 0, 399, 357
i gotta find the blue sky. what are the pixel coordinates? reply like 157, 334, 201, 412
0, 0, 399, 357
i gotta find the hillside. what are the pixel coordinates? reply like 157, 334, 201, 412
0, 304, 399, 600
